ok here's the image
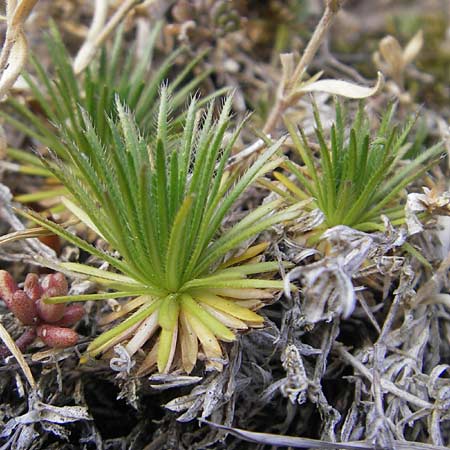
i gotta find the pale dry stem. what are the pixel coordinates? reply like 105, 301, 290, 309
0, 322, 36, 389
73, 0, 143, 75
334, 344, 432, 410
0, 0, 39, 156
263, 0, 344, 134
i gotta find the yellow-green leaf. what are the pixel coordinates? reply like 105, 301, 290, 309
180, 294, 235, 342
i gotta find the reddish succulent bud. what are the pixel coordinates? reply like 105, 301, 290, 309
0, 270, 82, 353
37, 325, 78, 348
24, 273, 42, 301
0, 270, 18, 308
41, 273, 68, 296
9, 290, 39, 325
36, 289, 66, 323
55, 304, 85, 327
0, 328, 37, 357
16, 328, 37, 350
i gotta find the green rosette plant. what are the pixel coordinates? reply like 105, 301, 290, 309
267, 102, 443, 237
19, 89, 300, 374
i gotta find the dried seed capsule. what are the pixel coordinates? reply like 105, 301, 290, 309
36, 287, 66, 323
41, 273, 68, 296
24, 273, 42, 301
37, 325, 78, 348
10, 290, 39, 325
55, 304, 85, 327
0, 270, 17, 308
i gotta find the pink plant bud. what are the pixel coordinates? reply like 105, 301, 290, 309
41, 273, 68, 296
37, 325, 78, 348
0, 270, 18, 308
54, 304, 85, 327
36, 287, 66, 323
9, 290, 39, 325
15, 328, 37, 351
0, 328, 37, 357
24, 273, 42, 301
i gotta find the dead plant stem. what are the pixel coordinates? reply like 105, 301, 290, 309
290, 1, 342, 88
263, 0, 344, 134
74, 0, 141, 74
335, 344, 432, 410
93, 0, 140, 51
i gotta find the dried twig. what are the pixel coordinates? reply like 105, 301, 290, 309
334, 344, 432, 410
73, 0, 142, 74
263, 0, 344, 134
262, 0, 385, 136
0, 0, 39, 155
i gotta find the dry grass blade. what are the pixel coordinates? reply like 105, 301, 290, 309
0, 227, 56, 245
0, 322, 36, 389
202, 421, 450, 450
298, 71, 384, 99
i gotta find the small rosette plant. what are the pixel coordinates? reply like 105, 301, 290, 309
268, 101, 443, 236
20, 89, 299, 374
